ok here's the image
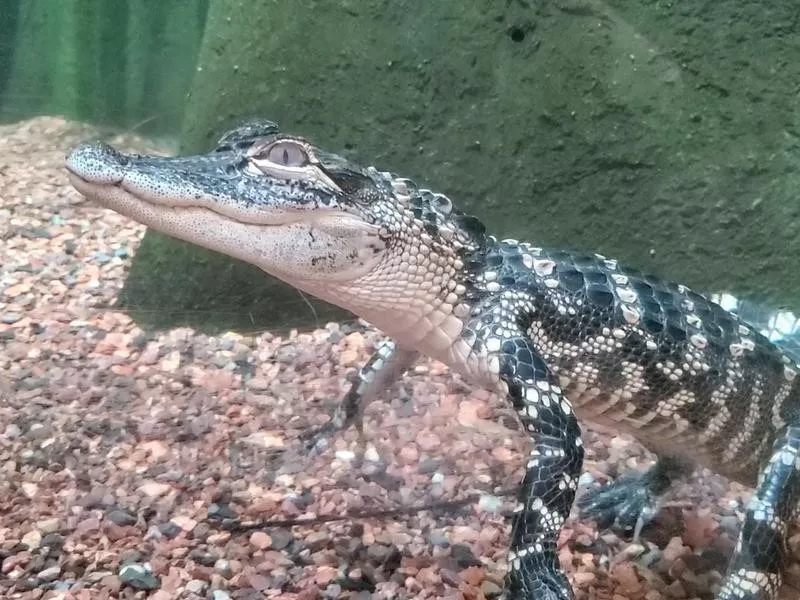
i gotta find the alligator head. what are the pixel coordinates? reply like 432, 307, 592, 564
66, 119, 486, 348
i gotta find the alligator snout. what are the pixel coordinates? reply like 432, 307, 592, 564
65, 142, 127, 185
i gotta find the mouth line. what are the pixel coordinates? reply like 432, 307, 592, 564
67, 172, 348, 228
64, 162, 124, 186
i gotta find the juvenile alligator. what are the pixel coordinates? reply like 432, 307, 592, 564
66, 120, 799, 600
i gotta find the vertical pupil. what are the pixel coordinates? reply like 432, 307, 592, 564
283, 149, 290, 165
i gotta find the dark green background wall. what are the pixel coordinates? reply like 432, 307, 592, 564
0, 0, 209, 137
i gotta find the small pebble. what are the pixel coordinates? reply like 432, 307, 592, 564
21, 530, 41, 550
417, 458, 440, 474
477, 494, 503, 514
26, 423, 50, 439
450, 544, 481, 568
335, 449, 356, 461
214, 558, 233, 578
207, 502, 237, 520
249, 531, 272, 550
157, 521, 181, 538
37, 565, 61, 581
41, 533, 65, 548
106, 509, 137, 526
170, 515, 197, 531
35, 518, 60, 534
269, 528, 293, 550
3, 423, 21, 438
138, 481, 171, 497
118, 563, 160, 590
366, 544, 396, 564
364, 445, 381, 462
120, 549, 143, 565
185, 579, 206, 594
305, 531, 329, 552
481, 580, 503, 597
188, 548, 217, 567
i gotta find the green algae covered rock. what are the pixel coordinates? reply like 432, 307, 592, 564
122, 0, 800, 333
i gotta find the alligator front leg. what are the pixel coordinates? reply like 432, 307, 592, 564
717, 423, 800, 600
306, 340, 419, 454
492, 333, 584, 599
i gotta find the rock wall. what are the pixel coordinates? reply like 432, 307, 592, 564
122, 0, 800, 332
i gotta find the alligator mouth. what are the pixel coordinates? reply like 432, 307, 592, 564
66, 141, 383, 286
66, 170, 310, 229
65, 142, 336, 228
65, 169, 261, 236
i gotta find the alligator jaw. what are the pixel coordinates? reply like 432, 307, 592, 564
66, 168, 273, 265
65, 141, 384, 286
65, 142, 328, 227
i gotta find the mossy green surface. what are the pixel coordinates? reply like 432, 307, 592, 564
124, 0, 800, 333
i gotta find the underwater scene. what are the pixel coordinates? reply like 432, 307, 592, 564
1, 1, 799, 599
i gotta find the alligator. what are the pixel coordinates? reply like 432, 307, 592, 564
65, 120, 799, 600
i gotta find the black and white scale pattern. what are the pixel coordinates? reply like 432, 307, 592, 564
66, 121, 800, 600
454, 240, 800, 600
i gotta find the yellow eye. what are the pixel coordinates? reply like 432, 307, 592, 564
264, 141, 309, 167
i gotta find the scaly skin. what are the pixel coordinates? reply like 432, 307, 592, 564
66, 119, 800, 600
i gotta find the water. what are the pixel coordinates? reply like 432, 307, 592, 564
0, 0, 209, 139
2, 3, 800, 597
3, 1, 798, 334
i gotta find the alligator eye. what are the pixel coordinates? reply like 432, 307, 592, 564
265, 141, 309, 167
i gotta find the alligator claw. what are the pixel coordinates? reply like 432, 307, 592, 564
577, 456, 691, 541
577, 474, 660, 540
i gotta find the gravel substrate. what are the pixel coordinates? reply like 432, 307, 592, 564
1, 116, 798, 600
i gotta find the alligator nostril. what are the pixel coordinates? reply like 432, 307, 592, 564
65, 142, 126, 185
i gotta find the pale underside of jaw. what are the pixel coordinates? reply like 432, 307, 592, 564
68, 173, 284, 253
67, 174, 381, 288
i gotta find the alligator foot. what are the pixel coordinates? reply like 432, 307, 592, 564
304, 419, 345, 455
577, 455, 692, 540
304, 341, 418, 457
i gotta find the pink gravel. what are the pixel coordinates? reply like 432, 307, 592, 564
1, 116, 798, 599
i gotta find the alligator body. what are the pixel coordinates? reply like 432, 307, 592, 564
66, 120, 800, 600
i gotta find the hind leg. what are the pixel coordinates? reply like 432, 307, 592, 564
717, 424, 800, 600
577, 454, 692, 541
